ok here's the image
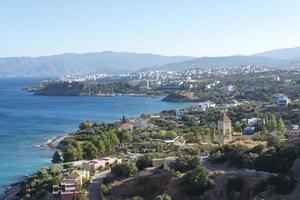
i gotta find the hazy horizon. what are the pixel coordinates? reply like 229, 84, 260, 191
0, 45, 299, 59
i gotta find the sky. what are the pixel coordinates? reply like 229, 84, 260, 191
0, 0, 300, 57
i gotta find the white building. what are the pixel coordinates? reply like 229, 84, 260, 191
276, 94, 290, 107
191, 101, 216, 111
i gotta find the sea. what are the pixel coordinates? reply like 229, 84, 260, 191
0, 78, 191, 195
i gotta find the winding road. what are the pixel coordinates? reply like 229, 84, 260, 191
88, 170, 111, 200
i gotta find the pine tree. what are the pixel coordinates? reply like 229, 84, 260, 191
121, 115, 127, 123
52, 151, 62, 163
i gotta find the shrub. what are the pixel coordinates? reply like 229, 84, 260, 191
210, 149, 226, 164
111, 163, 138, 178
181, 164, 215, 195
79, 121, 95, 130
169, 155, 200, 173
267, 136, 281, 147
255, 144, 300, 173
136, 155, 153, 171
100, 184, 111, 195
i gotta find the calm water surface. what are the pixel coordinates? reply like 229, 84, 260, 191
0, 78, 191, 194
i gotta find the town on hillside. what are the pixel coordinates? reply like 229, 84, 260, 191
11, 68, 300, 200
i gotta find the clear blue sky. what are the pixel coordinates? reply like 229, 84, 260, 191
0, 0, 299, 57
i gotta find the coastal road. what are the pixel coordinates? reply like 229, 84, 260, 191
88, 170, 111, 200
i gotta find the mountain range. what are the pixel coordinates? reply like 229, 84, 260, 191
1, 46, 300, 77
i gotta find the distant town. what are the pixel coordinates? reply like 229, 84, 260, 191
4, 65, 299, 200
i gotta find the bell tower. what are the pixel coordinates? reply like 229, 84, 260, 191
218, 112, 232, 144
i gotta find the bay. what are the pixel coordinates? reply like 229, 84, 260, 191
0, 78, 191, 195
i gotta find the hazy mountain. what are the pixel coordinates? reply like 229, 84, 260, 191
0, 51, 195, 77
253, 46, 300, 59
158, 46, 300, 71
1, 46, 300, 77
158, 55, 290, 71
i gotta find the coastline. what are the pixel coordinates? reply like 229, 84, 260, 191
1, 181, 22, 200
1, 78, 191, 200
38, 135, 68, 150
1, 135, 68, 200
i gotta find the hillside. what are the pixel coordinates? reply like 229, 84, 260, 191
158, 55, 294, 71
253, 46, 300, 59
0, 52, 195, 77
1, 46, 300, 77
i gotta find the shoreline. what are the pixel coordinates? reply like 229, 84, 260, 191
1, 97, 189, 199
38, 134, 68, 150
1, 135, 68, 199
1, 180, 23, 200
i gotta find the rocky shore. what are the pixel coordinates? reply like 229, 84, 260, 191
38, 135, 67, 150
1, 181, 21, 200
1, 135, 67, 200
162, 92, 198, 102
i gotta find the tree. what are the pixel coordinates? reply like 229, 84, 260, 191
52, 151, 62, 163
93, 138, 105, 156
50, 164, 64, 176
270, 114, 277, 131
136, 155, 153, 171
63, 144, 78, 162
116, 130, 131, 144
170, 155, 200, 173
181, 164, 215, 195
121, 115, 127, 123
79, 121, 94, 130
277, 117, 286, 137
267, 136, 281, 147
165, 130, 177, 139
83, 142, 98, 160
63, 141, 83, 162
111, 163, 137, 178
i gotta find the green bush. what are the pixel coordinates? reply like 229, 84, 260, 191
136, 155, 153, 171
169, 155, 200, 173
181, 164, 215, 195
100, 184, 111, 195
267, 136, 281, 147
111, 163, 138, 178
255, 144, 300, 173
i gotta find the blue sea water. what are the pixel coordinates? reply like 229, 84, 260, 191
0, 78, 191, 195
